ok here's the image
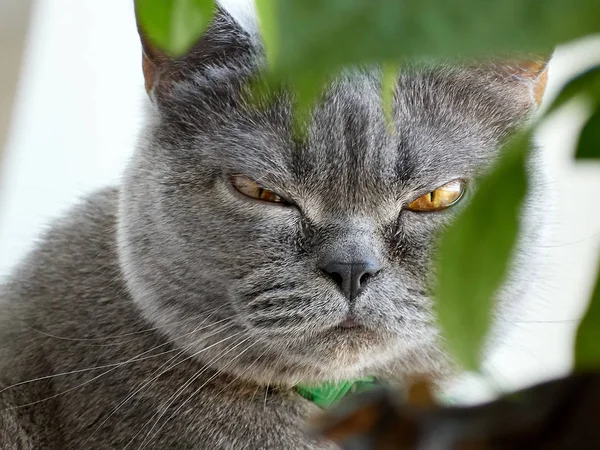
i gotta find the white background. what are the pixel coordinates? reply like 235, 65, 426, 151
1, 0, 600, 399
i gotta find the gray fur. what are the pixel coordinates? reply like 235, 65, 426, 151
0, 10, 545, 449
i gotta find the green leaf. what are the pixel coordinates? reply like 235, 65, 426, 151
255, 0, 278, 67
294, 377, 378, 409
543, 65, 600, 160
434, 131, 531, 371
544, 65, 600, 160
574, 261, 600, 371
135, 0, 215, 57
382, 62, 399, 133
546, 65, 600, 115
576, 104, 600, 159
269, 0, 600, 88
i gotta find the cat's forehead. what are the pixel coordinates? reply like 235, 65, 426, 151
307, 68, 506, 176
149, 11, 544, 208
210, 67, 520, 209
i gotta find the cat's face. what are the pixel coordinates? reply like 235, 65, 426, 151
118, 11, 546, 384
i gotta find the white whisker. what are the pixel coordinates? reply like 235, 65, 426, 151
121, 334, 250, 450
25, 309, 222, 344
130, 336, 253, 450
0, 317, 232, 395
81, 321, 237, 444
139, 339, 260, 450
214, 346, 271, 399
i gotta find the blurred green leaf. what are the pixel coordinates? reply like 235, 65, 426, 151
434, 131, 531, 371
575, 262, 600, 370
135, 0, 215, 56
266, 0, 600, 98
547, 65, 600, 115
382, 62, 399, 132
544, 65, 600, 159
255, 0, 278, 67
576, 105, 600, 159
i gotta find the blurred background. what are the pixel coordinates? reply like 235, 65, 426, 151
1, 0, 599, 401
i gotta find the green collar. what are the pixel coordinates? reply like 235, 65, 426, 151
294, 377, 379, 408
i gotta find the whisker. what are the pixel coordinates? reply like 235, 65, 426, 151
264, 377, 270, 411
263, 351, 281, 412
213, 346, 271, 399
241, 345, 276, 404
538, 232, 600, 248
0, 317, 232, 395
81, 322, 237, 445
121, 335, 248, 449
498, 319, 579, 324
126, 314, 233, 348
130, 336, 253, 450
249, 385, 261, 404
26, 305, 228, 344
139, 339, 260, 450
0, 348, 178, 394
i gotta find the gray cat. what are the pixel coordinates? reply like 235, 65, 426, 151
0, 5, 549, 450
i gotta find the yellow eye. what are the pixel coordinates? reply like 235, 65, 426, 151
231, 175, 287, 204
407, 180, 465, 212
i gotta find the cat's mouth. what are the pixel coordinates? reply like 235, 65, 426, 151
336, 316, 362, 329
326, 314, 376, 337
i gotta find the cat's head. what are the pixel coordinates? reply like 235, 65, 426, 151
118, 4, 548, 385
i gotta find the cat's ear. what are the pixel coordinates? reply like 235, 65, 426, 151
485, 57, 550, 107
134, 4, 256, 97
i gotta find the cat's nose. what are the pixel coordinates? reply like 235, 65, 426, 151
320, 259, 382, 301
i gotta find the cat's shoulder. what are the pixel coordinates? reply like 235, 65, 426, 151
5, 186, 121, 284
0, 187, 125, 326
0, 187, 126, 370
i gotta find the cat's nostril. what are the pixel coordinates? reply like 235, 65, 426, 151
320, 263, 349, 295
319, 259, 382, 301
359, 272, 372, 286
328, 271, 344, 287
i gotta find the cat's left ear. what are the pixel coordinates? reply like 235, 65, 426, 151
133, 3, 256, 98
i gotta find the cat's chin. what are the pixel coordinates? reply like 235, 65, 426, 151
315, 321, 383, 348
258, 332, 408, 383
200, 323, 448, 387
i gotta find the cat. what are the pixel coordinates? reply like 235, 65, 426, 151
0, 3, 549, 449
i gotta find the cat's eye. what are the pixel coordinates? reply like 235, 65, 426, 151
230, 175, 287, 204
407, 180, 465, 212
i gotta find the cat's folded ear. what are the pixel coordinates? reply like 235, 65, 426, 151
483, 57, 550, 107
134, 3, 255, 97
